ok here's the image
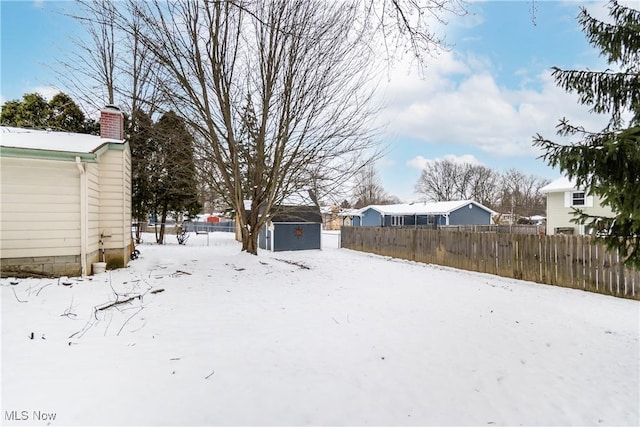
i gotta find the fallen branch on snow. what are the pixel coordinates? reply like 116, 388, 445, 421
274, 258, 311, 270
117, 307, 144, 336
11, 287, 27, 303
96, 295, 142, 311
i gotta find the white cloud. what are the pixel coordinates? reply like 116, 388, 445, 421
407, 154, 482, 170
376, 54, 610, 159
31, 86, 62, 101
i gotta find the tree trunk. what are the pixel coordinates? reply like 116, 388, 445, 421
158, 204, 168, 244
134, 216, 143, 244
242, 231, 259, 255
240, 224, 259, 255
238, 200, 262, 255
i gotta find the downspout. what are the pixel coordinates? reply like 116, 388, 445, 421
75, 157, 87, 276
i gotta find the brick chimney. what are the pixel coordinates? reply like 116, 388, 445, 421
100, 105, 124, 140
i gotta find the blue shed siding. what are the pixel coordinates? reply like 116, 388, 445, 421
258, 226, 270, 250
353, 216, 362, 226
259, 223, 321, 251
448, 204, 491, 225
272, 223, 321, 251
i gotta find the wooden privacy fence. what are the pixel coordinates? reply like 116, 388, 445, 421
341, 226, 639, 300
439, 224, 544, 235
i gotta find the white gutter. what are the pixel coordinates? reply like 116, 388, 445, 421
75, 157, 87, 276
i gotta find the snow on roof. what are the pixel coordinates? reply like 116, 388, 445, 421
338, 208, 362, 217
281, 190, 316, 207
365, 200, 494, 216
243, 191, 317, 212
0, 126, 123, 154
540, 177, 579, 193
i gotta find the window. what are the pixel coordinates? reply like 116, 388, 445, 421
572, 192, 585, 206
564, 191, 593, 208
391, 215, 404, 227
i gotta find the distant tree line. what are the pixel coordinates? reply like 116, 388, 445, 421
351, 164, 401, 208
414, 159, 549, 218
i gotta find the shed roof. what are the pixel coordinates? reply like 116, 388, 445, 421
271, 205, 322, 223
364, 200, 495, 216
242, 191, 321, 223
0, 126, 123, 154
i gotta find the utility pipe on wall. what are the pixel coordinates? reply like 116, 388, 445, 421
75, 157, 87, 276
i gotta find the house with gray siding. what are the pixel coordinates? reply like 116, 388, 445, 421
352, 200, 494, 228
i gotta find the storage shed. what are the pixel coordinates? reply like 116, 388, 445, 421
0, 106, 131, 277
258, 204, 322, 252
235, 192, 322, 252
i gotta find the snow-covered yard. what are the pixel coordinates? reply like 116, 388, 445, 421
1, 232, 638, 426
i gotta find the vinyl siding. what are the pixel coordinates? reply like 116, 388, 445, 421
0, 157, 81, 258
448, 204, 492, 225
98, 147, 131, 252
86, 162, 101, 256
546, 191, 615, 235
361, 208, 383, 226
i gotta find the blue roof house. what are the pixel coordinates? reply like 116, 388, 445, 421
353, 200, 494, 227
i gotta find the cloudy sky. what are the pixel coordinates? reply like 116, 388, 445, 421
0, 1, 632, 202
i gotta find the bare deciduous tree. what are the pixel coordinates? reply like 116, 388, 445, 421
414, 159, 462, 201
119, 0, 385, 253
60, 0, 468, 254
498, 169, 549, 218
55, 1, 163, 117
352, 164, 399, 208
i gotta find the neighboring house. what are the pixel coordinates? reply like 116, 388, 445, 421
540, 177, 614, 235
0, 106, 131, 276
352, 200, 494, 227
338, 208, 359, 227
320, 205, 341, 230
321, 206, 359, 230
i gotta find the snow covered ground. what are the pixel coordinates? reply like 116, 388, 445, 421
1, 231, 638, 426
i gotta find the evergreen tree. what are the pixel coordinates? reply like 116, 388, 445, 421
152, 111, 201, 244
129, 109, 157, 242
0, 93, 50, 128
49, 92, 86, 133
0, 100, 23, 126
534, 1, 640, 267
0, 92, 97, 133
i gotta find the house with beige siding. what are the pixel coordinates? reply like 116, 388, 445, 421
540, 177, 614, 235
0, 106, 131, 277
